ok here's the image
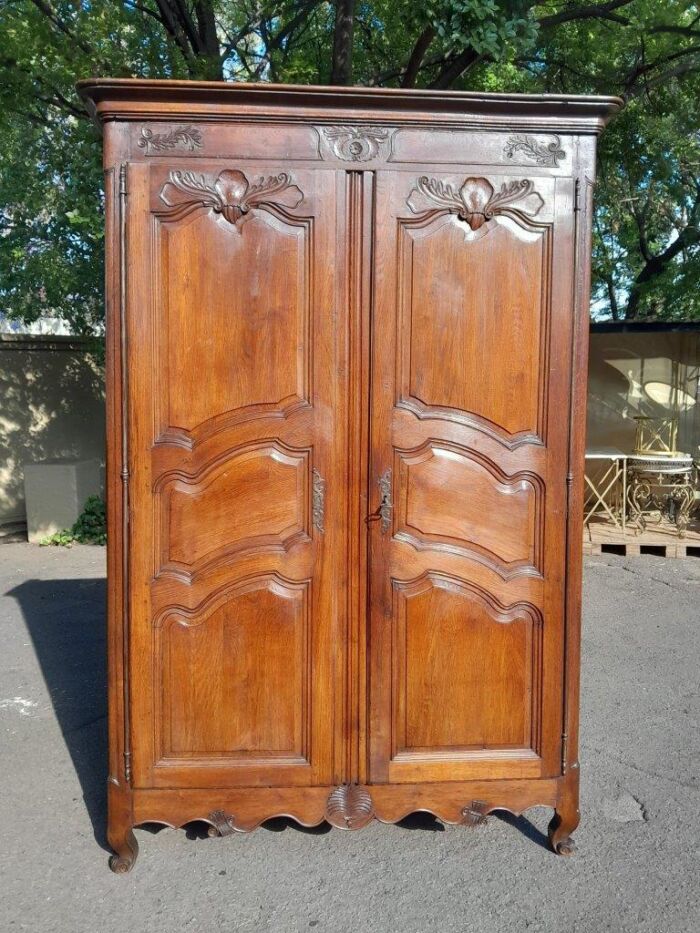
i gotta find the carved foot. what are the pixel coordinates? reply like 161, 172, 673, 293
207, 810, 236, 837
326, 785, 374, 830
548, 808, 579, 857
108, 827, 139, 874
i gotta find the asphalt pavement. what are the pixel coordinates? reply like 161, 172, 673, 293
1, 542, 698, 933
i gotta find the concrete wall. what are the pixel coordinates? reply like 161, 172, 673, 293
0, 335, 105, 526
587, 326, 700, 456
2, 326, 699, 529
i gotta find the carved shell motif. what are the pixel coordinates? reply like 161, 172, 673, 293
326, 784, 374, 830
406, 175, 544, 231
159, 169, 304, 224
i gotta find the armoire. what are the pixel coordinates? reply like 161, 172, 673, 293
78, 79, 620, 872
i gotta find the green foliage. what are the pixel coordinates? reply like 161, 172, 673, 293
0, 1, 699, 325
40, 495, 107, 547
427, 1, 538, 59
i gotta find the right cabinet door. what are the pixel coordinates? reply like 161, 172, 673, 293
367, 169, 576, 783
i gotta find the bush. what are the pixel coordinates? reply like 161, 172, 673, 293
40, 495, 107, 546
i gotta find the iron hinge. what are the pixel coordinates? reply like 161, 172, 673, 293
561, 731, 568, 773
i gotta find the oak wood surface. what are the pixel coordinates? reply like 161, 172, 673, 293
78, 79, 619, 870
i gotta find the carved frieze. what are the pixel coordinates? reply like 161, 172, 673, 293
406, 175, 544, 230
321, 125, 392, 162
158, 169, 304, 224
138, 125, 203, 154
503, 133, 565, 167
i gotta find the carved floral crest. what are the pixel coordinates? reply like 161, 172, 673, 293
321, 125, 391, 162
407, 175, 544, 231
159, 169, 304, 224
503, 133, 565, 167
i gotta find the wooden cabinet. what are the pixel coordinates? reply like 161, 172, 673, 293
78, 79, 620, 871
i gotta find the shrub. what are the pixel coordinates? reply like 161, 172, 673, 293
40, 495, 107, 546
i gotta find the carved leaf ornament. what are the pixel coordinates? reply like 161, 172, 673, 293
407, 175, 544, 231
159, 169, 304, 224
503, 133, 565, 167
138, 124, 203, 154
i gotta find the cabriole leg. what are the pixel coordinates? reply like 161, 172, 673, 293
548, 797, 579, 856
108, 779, 138, 873
108, 825, 139, 874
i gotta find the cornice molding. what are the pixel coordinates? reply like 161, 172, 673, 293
77, 79, 622, 134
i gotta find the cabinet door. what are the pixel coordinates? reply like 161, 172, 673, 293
367, 170, 575, 783
125, 161, 344, 788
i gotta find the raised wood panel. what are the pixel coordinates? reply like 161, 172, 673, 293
395, 441, 543, 577
155, 441, 310, 579
126, 163, 340, 794
368, 170, 570, 788
389, 129, 571, 170
392, 574, 542, 758
156, 575, 309, 762
132, 121, 322, 161
154, 201, 310, 443
399, 213, 550, 444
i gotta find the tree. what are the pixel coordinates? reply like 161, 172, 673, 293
1, 1, 699, 332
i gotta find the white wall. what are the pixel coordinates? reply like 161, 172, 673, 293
0, 335, 105, 525
587, 328, 700, 457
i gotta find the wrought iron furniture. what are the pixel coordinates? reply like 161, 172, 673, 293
627, 453, 696, 537
633, 415, 680, 458
584, 449, 628, 533
78, 78, 620, 872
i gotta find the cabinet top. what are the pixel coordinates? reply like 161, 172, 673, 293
78, 79, 622, 134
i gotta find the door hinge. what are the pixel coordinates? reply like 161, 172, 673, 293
119, 163, 128, 197
561, 731, 568, 773
573, 177, 581, 213
123, 750, 132, 783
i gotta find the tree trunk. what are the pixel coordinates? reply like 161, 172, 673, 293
331, 0, 356, 85
194, 1, 223, 80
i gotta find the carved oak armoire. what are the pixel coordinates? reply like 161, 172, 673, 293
78, 79, 620, 871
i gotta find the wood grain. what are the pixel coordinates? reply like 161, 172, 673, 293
79, 79, 619, 870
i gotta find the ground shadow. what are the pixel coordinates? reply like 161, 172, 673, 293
8, 575, 108, 851
494, 811, 551, 851
6, 573, 555, 858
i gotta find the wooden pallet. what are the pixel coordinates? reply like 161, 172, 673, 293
584, 516, 700, 558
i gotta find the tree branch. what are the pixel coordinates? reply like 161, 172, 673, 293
624, 214, 700, 318
29, 0, 94, 56
401, 26, 436, 88
538, 0, 635, 30
429, 47, 482, 89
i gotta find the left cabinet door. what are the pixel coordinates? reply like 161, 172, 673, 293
123, 161, 344, 789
